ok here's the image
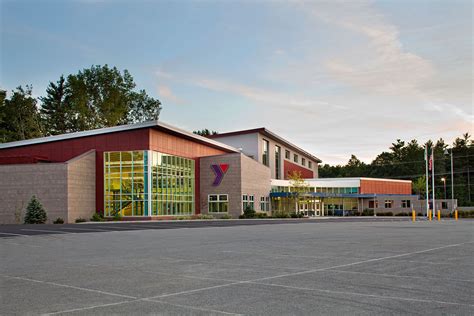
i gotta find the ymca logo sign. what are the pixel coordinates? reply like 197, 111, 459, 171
211, 164, 229, 186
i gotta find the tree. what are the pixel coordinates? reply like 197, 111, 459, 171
44, 65, 162, 133
24, 195, 48, 224
40, 76, 71, 135
193, 129, 218, 136
0, 86, 43, 142
288, 170, 310, 214
128, 89, 162, 123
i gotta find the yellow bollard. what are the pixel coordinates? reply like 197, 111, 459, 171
412, 210, 416, 222
455, 209, 458, 221
428, 210, 432, 221
437, 210, 441, 221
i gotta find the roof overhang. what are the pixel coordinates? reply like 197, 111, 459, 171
0, 120, 240, 153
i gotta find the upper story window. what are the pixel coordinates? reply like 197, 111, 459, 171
275, 145, 281, 179
285, 150, 290, 159
294, 154, 299, 163
301, 158, 306, 166
262, 139, 269, 166
308, 161, 312, 169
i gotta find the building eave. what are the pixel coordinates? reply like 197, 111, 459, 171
0, 120, 240, 153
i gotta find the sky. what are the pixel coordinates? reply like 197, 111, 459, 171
1, 0, 472, 164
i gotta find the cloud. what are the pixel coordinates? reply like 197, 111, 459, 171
156, 70, 348, 115
157, 85, 184, 105
300, 0, 435, 96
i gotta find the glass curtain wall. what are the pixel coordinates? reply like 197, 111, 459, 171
104, 151, 148, 217
151, 152, 195, 216
104, 151, 194, 217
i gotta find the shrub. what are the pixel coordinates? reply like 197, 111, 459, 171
90, 212, 105, 222
396, 212, 409, 216
53, 217, 64, 224
417, 213, 423, 217
195, 214, 214, 220
241, 206, 256, 218
362, 209, 374, 216
256, 212, 268, 218
113, 211, 123, 221
177, 216, 193, 220
272, 211, 290, 218
75, 217, 87, 223
220, 214, 233, 219
24, 196, 47, 224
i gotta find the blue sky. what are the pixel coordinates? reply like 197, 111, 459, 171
1, 0, 472, 164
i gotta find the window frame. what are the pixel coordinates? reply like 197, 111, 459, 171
262, 139, 269, 166
208, 194, 229, 213
293, 153, 299, 163
384, 200, 393, 209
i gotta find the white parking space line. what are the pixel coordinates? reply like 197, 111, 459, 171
246, 281, 474, 307
222, 250, 332, 259
145, 298, 243, 315
0, 274, 137, 299
21, 229, 70, 234
42, 299, 140, 316
327, 269, 474, 283
0, 232, 28, 237
250, 241, 474, 283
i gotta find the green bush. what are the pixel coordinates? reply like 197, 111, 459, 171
256, 212, 268, 218
396, 212, 409, 216
75, 217, 87, 223
177, 216, 193, 220
24, 196, 47, 224
458, 210, 474, 218
113, 212, 123, 221
240, 206, 256, 219
53, 217, 64, 224
90, 212, 105, 222
361, 209, 374, 216
195, 214, 214, 219
272, 211, 290, 218
220, 214, 233, 219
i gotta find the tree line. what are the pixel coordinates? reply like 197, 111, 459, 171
0, 65, 162, 142
319, 135, 474, 206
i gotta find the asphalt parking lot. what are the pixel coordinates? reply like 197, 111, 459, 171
1, 219, 473, 315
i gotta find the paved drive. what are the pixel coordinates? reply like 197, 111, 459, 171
1, 219, 473, 315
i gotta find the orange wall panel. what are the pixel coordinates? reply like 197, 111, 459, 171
360, 179, 412, 194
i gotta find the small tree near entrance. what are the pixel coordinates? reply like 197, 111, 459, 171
24, 196, 48, 224
288, 171, 310, 215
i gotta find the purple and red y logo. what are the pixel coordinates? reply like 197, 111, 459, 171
211, 164, 229, 186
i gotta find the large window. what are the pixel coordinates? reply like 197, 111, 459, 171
105, 151, 194, 217
262, 139, 269, 166
369, 200, 378, 209
243, 194, 254, 210
275, 145, 281, 179
401, 200, 411, 208
151, 152, 195, 216
104, 151, 148, 217
208, 194, 228, 213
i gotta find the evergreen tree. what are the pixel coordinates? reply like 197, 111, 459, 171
40, 76, 71, 135
24, 195, 48, 224
193, 129, 218, 136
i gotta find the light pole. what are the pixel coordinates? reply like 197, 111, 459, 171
444, 148, 455, 213
441, 177, 446, 200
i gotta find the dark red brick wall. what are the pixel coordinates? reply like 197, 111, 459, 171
283, 160, 314, 179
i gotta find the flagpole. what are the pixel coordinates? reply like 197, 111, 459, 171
431, 150, 436, 216
425, 146, 429, 217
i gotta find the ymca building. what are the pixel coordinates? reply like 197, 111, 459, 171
0, 120, 451, 224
